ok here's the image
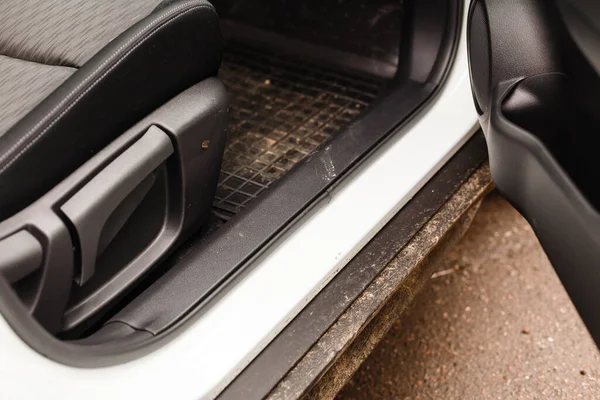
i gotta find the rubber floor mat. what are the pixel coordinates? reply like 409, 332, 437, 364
213, 44, 385, 221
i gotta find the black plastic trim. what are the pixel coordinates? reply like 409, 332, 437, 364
0, 231, 43, 284
218, 133, 488, 400
0, 78, 228, 346
220, 20, 398, 79
467, 0, 600, 346
61, 127, 174, 286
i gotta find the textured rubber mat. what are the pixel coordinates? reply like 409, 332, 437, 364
213, 45, 384, 220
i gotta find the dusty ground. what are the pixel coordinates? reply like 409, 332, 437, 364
337, 192, 600, 399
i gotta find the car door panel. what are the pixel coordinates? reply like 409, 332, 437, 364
467, 0, 600, 344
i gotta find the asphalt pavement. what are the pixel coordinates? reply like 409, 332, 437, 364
337, 192, 600, 399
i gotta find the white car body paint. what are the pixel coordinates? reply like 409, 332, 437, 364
0, 6, 478, 400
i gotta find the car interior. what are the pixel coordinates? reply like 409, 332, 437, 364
0, 0, 462, 363
467, 0, 600, 344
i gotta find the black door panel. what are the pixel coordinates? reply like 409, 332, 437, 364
467, 0, 600, 344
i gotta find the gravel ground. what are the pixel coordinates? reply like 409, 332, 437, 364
337, 192, 600, 399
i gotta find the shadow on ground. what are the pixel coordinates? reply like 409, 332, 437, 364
337, 192, 600, 399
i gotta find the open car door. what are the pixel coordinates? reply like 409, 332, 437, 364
467, 0, 600, 344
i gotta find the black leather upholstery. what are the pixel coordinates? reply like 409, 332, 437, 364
0, 0, 223, 220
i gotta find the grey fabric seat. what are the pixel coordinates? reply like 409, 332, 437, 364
0, 0, 222, 219
0, 1, 161, 134
0, 56, 74, 137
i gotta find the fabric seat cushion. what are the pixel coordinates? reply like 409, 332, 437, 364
0, 56, 75, 136
0, 1, 163, 68
0, 0, 222, 219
